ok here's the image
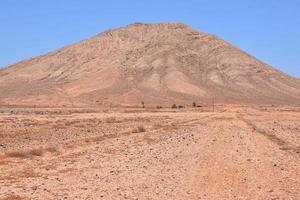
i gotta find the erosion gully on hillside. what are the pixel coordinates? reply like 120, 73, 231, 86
0, 106, 299, 200
1, 23, 300, 106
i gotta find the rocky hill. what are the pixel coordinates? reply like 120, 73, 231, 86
0, 22, 299, 107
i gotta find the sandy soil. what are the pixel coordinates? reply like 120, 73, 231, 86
0, 106, 299, 199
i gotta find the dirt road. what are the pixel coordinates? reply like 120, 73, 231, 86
0, 107, 299, 199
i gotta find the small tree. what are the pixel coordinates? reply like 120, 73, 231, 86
141, 101, 145, 108
193, 102, 196, 107
172, 104, 177, 109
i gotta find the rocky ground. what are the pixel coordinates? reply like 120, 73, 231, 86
0, 106, 299, 199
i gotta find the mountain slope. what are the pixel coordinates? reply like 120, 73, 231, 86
0, 22, 299, 107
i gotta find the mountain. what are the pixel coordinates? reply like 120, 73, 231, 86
0, 22, 299, 107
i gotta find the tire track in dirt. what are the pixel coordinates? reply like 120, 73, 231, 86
186, 112, 299, 199
1, 114, 210, 164
237, 113, 300, 154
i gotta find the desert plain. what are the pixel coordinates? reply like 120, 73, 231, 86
0, 105, 299, 200
0, 22, 300, 200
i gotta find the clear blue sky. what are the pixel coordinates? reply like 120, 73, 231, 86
0, 0, 299, 78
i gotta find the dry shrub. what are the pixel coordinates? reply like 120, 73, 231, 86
5, 146, 58, 159
143, 135, 158, 145
211, 116, 235, 121
106, 117, 116, 123
52, 123, 66, 130
65, 120, 80, 126
6, 148, 44, 158
46, 146, 59, 153
132, 125, 146, 133
5, 151, 31, 158
28, 148, 44, 156
1, 195, 27, 200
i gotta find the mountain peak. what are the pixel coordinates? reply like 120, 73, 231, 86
98, 22, 195, 38
127, 22, 189, 28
